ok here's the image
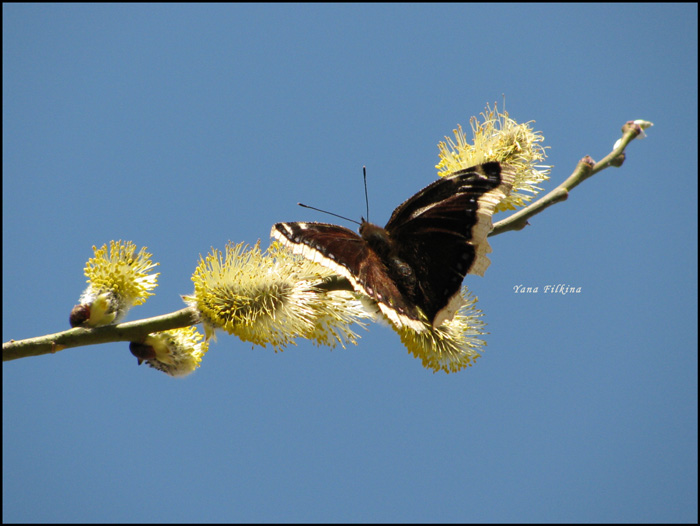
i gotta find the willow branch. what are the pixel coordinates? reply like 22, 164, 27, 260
3, 121, 650, 363
490, 121, 643, 236
3, 307, 199, 362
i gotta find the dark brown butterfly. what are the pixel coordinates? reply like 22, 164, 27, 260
271, 162, 512, 331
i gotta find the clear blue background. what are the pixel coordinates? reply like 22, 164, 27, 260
3, 4, 697, 523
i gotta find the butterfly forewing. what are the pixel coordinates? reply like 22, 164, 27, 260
384, 162, 502, 233
271, 221, 426, 329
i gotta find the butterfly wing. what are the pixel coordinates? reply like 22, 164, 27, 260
384, 162, 513, 326
271, 222, 426, 330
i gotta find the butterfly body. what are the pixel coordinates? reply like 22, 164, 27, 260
272, 162, 513, 331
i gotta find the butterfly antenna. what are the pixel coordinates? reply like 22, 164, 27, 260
297, 203, 361, 226
363, 166, 370, 222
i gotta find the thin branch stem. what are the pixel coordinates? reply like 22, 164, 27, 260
3, 308, 198, 361
490, 122, 642, 236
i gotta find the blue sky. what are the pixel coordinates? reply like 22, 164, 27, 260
3, 4, 697, 523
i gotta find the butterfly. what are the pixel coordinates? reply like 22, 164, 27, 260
271, 162, 513, 331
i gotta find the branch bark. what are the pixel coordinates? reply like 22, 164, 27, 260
3, 308, 198, 361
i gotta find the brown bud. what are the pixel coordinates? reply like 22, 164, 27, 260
69, 304, 90, 328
